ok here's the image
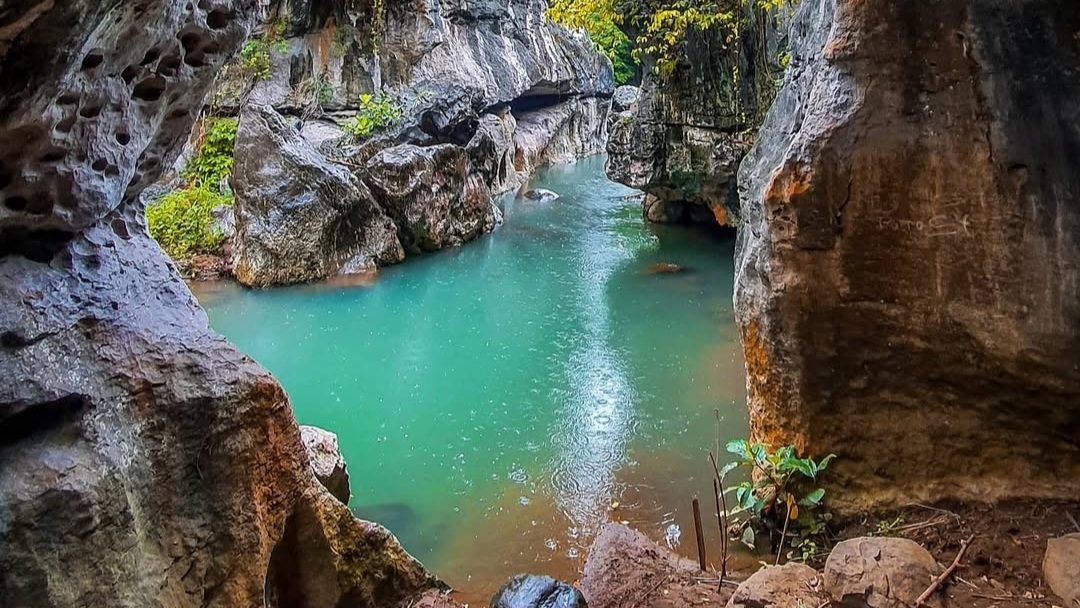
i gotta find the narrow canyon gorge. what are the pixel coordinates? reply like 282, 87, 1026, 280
1, 0, 1078, 607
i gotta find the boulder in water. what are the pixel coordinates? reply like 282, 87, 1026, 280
647, 263, 685, 275
523, 189, 560, 203
300, 426, 351, 504
491, 574, 587, 608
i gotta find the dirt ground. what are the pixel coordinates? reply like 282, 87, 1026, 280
566, 499, 1080, 608
833, 500, 1080, 608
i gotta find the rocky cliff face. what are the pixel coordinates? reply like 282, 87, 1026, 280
0, 2, 445, 606
605, 7, 790, 226
210, 0, 613, 286
736, 0, 1080, 508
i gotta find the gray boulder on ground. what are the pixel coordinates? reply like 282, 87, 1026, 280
300, 426, 351, 504
230, 105, 403, 286
823, 538, 941, 608
1044, 533, 1080, 605
491, 574, 587, 608
726, 563, 824, 608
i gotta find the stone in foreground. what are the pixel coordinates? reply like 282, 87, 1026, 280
823, 538, 941, 608
1044, 533, 1080, 605
491, 575, 586, 608
726, 562, 824, 608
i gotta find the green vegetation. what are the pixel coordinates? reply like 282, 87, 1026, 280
549, 0, 636, 84
344, 93, 401, 138
181, 118, 238, 188
147, 186, 232, 259
721, 439, 835, 563
238, 18, 289, 81
548, 0, 796, 80
148, 118, 238, 260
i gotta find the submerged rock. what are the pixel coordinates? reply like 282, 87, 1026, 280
735, 0, 1080, 507
523, 189, 560, 203
647, 262, 686, 275
1044, 533, 1080, 605
822, 538, 940, 608
491, 575, 586, 608
301, 426, 351, 504
726, 563, 824, 608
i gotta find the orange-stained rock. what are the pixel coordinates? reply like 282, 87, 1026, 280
736, 0, 1080, 509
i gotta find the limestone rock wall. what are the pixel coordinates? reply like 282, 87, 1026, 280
208, 0, 614, 286
735, 0, 1080, 508
605, 6, 791, 226
0, 2, 445, 606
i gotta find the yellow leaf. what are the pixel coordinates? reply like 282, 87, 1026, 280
790, 504, 799, 520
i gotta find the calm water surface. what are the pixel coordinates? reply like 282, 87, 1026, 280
193, 156, 748, 601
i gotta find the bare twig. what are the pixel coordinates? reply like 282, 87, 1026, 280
907, 503, 962, 521
916, 535, 975, 606
1066, 510, 1080, 533
776, 500, 793, 565
631, 575, 670, 608
709, 451, 731, 588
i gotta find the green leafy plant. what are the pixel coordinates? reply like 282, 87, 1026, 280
147, 186, 230, 259
548, 2, 637, 85
181, 118, 238, 188
148, 118, 238, 261
343, 92, 401, 138
722, 439, 835, 563
240, 38, 273, 80
873, 515, 906, 537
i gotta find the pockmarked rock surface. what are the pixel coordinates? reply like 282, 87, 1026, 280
726, 563, 824, 608
300, 425, 352, 504
490, 575, 587, 608
822, 538, 940, 608
205, 0, 612, 285
1044, 533, 1080, 605
605, 6, 790, 226
0, 1, 445, 607
735, 0, 1080, 508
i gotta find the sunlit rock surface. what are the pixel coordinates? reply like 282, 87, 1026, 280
736, 0, 1080, 508
0, 2, 444, 606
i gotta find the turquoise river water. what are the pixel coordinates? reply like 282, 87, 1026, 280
193, 156, 748, 601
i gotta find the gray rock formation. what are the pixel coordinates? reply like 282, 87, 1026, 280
366, 144, 500, 254
231, 104, 403, 286
0, 2, 445, 607
726, 563, 825, 608
605, 6, 791, 226
822, 538, 940, 608
1044, 533, 1080, 606
300, 425, 352, 504
204, 0, 613, 285
491, 575, 587, 608
735, 0, 1080, 508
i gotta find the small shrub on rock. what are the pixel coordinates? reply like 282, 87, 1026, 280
344, 93, 401, 138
